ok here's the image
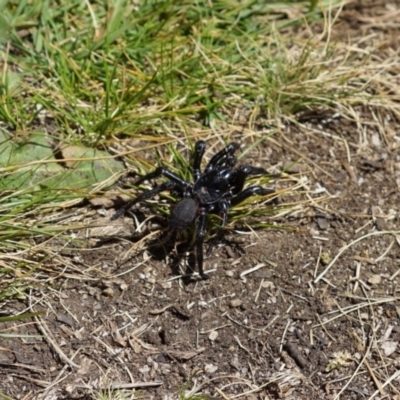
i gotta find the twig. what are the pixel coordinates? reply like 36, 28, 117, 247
34, 316, 80, 369
29, 293, 80, 369
367, 369, 400, 400
280, 319, 291, 354
332, 333, 374, 400
109, 381, 163, 389
314, 231, 400, 283
240, 263, 266, 278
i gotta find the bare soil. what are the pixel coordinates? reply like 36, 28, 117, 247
1, 1, 400, 399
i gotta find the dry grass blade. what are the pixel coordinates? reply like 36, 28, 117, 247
314, 231, 400, 283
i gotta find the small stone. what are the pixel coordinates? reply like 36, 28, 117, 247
262, 281, 275, 289
139, 365, 150, 375
204, 363, 218, 374
392, 326, 400, 334
316, 215, 329, 230
375, 218, 388, 231
89, 197, 114, 208
230, 353, 240, 370
371, 133, 381, 147
225, 270, 234, 277
74, 330, 83, 340
381, 341, 398, 356
230, 299, 242, 308
147, 276, 156, 284
209, 330, 218, 341
160, 363, 171, 374
274, 361, 281, 371
255, 269, 273, 279
56, 313, 74, 327
161, 281, 172, 289
368, 275, 381, 285
225, 246, 235, 258
102, 287, 114, 297
156, 354, 167, 363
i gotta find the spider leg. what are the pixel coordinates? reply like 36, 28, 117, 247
206, 200, 228, 256
193, 141, 206, 180
231, 165, 268, 194
111, 181, 177, 220
111, 167, 191, 220
231, 186, 274, 206
220, 154, 237, 168
196, 208, 209, 279
205, 142, 239, 172
135, 167, 190, 188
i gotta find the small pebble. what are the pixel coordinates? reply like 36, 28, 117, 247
255, 269, 273, 279
375, 218, 388, 231
102, 287, 114, 297
230, 353, 240, 369
204, 363, 218, 374
156, 354, 167, 363
225, 246, 235, 258
225, 270, 234, 277
262, 281, 275, 289
56, 313, 74, 327
147, 276, 156, 284
89, 197, 114, 208
230, 299, 242, 308
381, 341, 398, 356
360, 313, 369, 320
371, 133, 381, 147
139, 365, 150, 375
316, 215, 329, 230
209, 330, 218, 341
161, 281, 172, 289
368, 275, 381, 285
393, 326, 400, 334
160, 364, 171, 374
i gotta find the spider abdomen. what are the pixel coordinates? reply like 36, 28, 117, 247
169, 198, 198, 231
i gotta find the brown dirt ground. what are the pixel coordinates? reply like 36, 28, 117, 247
1, 1, 400, 399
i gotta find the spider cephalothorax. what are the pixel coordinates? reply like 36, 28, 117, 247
111, 141, 274, 279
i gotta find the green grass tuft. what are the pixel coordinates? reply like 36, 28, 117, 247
0, 0, 392, 303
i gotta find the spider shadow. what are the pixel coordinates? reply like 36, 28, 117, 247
144, 224, 249, 282
145, 228, 201, 284
110, 211, 201, 283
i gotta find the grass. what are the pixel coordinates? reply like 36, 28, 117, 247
1, 0, 355, 138
0, 0, 389, 315
1, 0, 400, 398
0, 0, 350, 296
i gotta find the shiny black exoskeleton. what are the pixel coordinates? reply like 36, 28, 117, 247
111, 141, 274, 279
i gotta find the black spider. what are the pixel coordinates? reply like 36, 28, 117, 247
111, 141, 274, 279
